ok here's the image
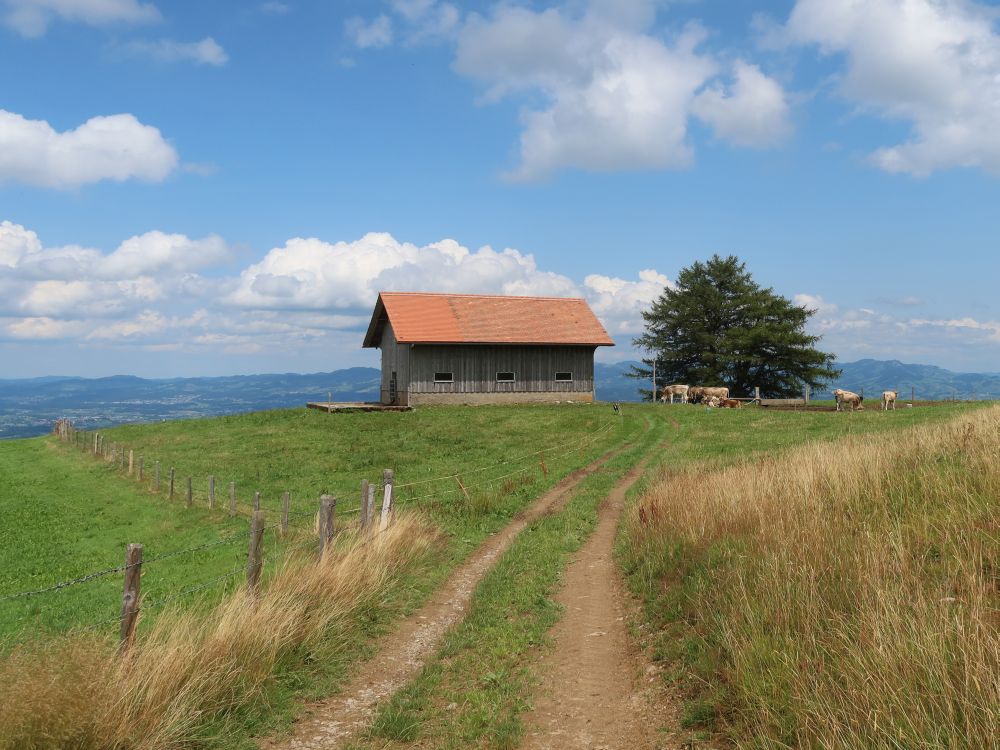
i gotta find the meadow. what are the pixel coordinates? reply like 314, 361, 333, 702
621, 403, 999, 748
0, 404, 628, 640
0, 400, 985, 749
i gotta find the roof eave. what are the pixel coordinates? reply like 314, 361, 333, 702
362, 295, 387, 348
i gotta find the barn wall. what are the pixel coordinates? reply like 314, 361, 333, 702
407, 344, 595, 397
379, 325, 411, 405
410, 391, 594, 406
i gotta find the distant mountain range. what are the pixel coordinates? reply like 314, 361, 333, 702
1, 358, 996, 439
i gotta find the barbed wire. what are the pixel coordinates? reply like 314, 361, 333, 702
0, 561, 136, 602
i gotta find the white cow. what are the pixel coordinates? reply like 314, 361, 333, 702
660, 384, 689, 404
834, 389, 864, 412
882, 390, 898, 411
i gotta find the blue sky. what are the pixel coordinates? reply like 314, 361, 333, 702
2, 0, 1000, 378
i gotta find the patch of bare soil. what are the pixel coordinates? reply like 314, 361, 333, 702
520, 460, 679, 750
260, 450, 620, 750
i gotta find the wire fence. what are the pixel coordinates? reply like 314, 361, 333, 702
11, 412, 624, 648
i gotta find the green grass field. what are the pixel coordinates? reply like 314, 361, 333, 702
0, 404, 630, 641
0, 401, 984, 750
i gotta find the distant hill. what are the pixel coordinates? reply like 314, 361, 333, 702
0, 369, 381, 439
2, 358, 996, 439
815, 359, 1000, 401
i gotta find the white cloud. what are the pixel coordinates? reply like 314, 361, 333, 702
390, 0, 459, 43
0, 222, 673, 354
0, 110, 178, 188
584, 269, 673, 333
125, 37, 228, 66
692, 60, 792, 147
786, 0, 1000, 177
345, 14, 393, 49
454, 2, 791, 181
225, 232, 581, 310
2, 0, 159, 37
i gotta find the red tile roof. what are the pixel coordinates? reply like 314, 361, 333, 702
363, 292, 614, 347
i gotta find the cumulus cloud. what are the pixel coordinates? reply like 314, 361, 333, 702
584, 269, 673, 333
453, 1, 791, 180
2, 0, 160, 37
785, 0, 1000, 177
692, 60, 792, 147
226, 233, 582, 310
345, 14, 393, 49
0, 110, 178, 188
0, 221, 674, 356
124, 37, 228, 66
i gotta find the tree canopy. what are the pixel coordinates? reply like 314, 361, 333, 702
631, 255, 840, 399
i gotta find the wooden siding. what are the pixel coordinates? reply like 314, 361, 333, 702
407, 344, 595, 395
379, 326, 411, 405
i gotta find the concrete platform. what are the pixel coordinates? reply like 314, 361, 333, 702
306, 402, 413, 413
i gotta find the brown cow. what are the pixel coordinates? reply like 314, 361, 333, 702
719, 398, 743, 409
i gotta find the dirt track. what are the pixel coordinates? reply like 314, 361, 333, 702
260, 450, 619, 750
520, 458, 678, 750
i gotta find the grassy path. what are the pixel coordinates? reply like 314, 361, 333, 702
519, 455, 676, 749
261, 448, 624, 749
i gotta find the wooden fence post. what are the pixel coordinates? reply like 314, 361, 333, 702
119, 543, 143, 654
359, 479, 370, 530
253, 491, 261, 512
319, 495, 336, 555
912, 386, 916, 404
365, 483, 376, 533
128, 450, 134, 476
154, 461, 161, 491
246, 512, 265, 592
119, 446, 126, 471
169, 468, 175, 500
93, 432, 99, 455
138, 456, 144, 482
186, 477, 193, 507
208, 476, 216, 510
456, 475, 471, 502
281, 491, 290, 535
229, 482, 237, 516
379, 469, 394, 532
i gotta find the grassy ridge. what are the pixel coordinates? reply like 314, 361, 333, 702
621, 405, 999, 748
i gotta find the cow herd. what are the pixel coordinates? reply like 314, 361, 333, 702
659, 384, 740, 408
660, 384, 902, 412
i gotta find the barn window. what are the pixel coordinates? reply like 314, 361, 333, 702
434, 372, 454, 383
555, 371, 573, 382
496, 371, 516, 383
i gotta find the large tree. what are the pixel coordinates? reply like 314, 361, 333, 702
631, 255, 839, 399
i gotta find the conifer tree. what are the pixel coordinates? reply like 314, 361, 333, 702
631, 255, 839, 399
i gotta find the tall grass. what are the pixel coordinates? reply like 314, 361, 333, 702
622, 407, 1000, 748
0, 515, 440, 750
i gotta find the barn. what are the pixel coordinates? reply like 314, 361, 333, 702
362, 292, 615, 406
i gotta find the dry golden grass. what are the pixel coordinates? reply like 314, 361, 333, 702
0, 514, 440, 750
623, 407, 1000, 749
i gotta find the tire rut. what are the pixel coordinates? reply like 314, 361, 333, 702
259, 448, 622, 750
